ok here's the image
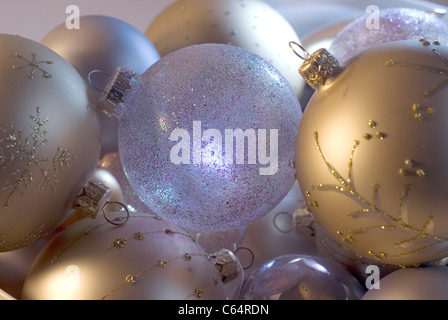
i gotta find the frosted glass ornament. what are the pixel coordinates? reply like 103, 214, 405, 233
99, 43, 302, 232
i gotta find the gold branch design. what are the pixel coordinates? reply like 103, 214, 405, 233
309, 130, 448, 261
385, 42, 448, 97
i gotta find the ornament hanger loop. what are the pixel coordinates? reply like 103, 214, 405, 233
87, 70, 111, 93
234, 247, 255, 270
273, 211, 293, 234
289, 41, 311, 61
102, 201, 130, 226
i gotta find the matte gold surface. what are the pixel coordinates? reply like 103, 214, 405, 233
296, 40, 448, 266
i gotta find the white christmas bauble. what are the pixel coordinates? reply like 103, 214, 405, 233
145, 0, 305, 99
22, 213, 228, 300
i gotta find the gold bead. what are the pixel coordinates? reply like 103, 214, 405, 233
404, 159, 414, 168
126, 275, 137, 284
183, 253, 192, 261
195, 288, 203, 298
158, 259, 168, 267
113, 238, 127, 248
426, 107, 435, 115
375, 132, 386, 140
414, 113, 424, 121
134, 232, 145, 240
165, 229, 175, 236
416, 169, 426, 177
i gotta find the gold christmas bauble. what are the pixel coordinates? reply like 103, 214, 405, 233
295, 39, 448, 266
21, 212, 228, 300
0, 34, 100, 252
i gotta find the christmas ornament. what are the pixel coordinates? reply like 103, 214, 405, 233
59, 168, 125, 229
243, 182, 317, 262
0, 288, 14, 300
315, 224, 399, 285
0, 236, 49, 299
0, 34, 100, 252
97, 152, 149, 213
294, 39, 448, 266
145, 0, 305, 99
329, 7, 448, 63
239, 254, 365, 300
99, 43, 301, 232
194, 228, 247, 254
209, 248, 245, 300
21, 212, 228, 300
91, 168, 123, 204
362, 265, 448, 300
41, 15, 160, 155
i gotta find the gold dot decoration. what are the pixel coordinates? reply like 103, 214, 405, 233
44, 214, 224, 300
126, 275, 137, 284
398, 159, 426, 178
195, 288, 203, 298
364, 120, 386, 141
419, 38, 431, 46
410, 103, 436, 121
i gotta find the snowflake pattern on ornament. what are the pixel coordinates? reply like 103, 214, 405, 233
11, 52, 53, 79
0, 106, 77, 208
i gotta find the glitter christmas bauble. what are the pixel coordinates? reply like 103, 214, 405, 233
0, 34, 100, 252
100, 43, 301, 232
41, 15, 160, 155
21, 212, 228, 300
295, 39, 448, 266
239, 254, 365, 300
145, 0, 305, 99
329, 7, 448, 63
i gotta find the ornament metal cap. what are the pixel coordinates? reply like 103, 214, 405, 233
73, 180, 111, 219
289, 41, 340, 90
97, 66, 138, 118
293, 207, 316, 236
210, 249, 242, 284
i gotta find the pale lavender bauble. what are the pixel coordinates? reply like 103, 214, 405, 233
239, 254, 365, 300
109, 43, 301, 232
329, 7, 448, 63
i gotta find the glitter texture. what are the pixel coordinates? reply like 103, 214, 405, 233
117, 43, 301, 232
329, 8, 448, 63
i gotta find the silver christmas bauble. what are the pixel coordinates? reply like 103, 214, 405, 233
41, 15, 160, 155
0, 34, 100, 252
